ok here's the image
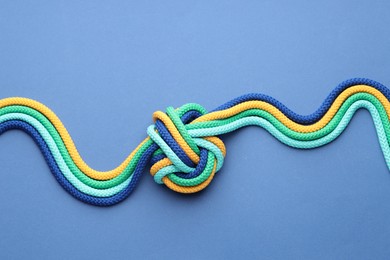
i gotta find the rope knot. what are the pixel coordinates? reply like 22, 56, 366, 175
147, 103, 226, 193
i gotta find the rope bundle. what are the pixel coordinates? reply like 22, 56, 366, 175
149, 104, 226, 193
1, 78, 389, 206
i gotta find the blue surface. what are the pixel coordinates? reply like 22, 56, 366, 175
1, 1, 390, 259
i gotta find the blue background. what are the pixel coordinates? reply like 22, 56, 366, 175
1, 1, 390, 259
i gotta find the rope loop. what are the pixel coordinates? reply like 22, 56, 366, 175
147, 103, 226, 193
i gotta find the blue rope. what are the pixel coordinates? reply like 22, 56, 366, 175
212, 78, 390, 124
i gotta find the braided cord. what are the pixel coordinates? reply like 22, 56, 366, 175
1, 78, 390, 206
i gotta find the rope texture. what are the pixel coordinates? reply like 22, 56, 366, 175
1, 78, 389, 206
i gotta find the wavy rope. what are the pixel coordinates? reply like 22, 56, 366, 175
1, 78, 389, 206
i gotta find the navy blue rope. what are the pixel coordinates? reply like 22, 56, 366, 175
0, 120, 158, 206
152, 108, 210, 179
0, 110, 204, 206
151, 109, 204, 168
174, 148, 209, 179
150, 153, 166, 165
1, 78, 388, 206
180, 110, 203, 123
155, 119, 195, 167
212, 78, 389, 124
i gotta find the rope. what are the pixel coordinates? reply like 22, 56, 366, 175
0, 78, 389, 206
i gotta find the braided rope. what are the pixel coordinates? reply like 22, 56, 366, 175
1, 78, 389, 206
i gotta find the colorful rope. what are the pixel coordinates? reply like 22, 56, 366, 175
1, 78, 390, 206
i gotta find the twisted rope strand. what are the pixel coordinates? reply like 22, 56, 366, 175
0, 78, 389, 206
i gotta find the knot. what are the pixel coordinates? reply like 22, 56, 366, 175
147, 103, 226, 193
